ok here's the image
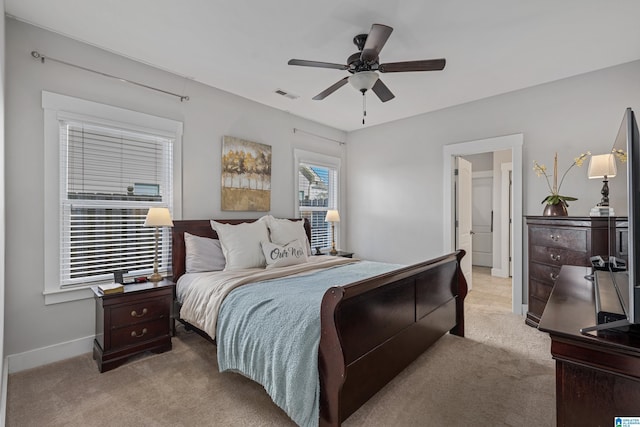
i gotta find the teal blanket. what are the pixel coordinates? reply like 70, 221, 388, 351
216, 261, 401, 427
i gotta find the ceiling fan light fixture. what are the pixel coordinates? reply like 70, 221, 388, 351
348, 71, 378, 92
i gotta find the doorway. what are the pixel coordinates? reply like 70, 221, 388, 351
443, 134, 523, 315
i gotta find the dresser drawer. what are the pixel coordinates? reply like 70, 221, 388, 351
110, 297, 170, 328
529, 245, 588, 267
111, 317, 170, 348
528, 296, 548, 319
530, 278, 553, 302
530, 227, 587, 250
530, 262, 561, 285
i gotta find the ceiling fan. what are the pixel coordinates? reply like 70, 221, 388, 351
288, 23, 446, 104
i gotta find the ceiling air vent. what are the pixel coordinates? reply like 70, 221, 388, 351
275, 89, 299, 100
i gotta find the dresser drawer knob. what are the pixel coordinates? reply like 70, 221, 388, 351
550, 273, 558, 281
131, 308, 148, 318
550, 234, 560, 241
131, 328, 147, 338
550, 253, 561, 261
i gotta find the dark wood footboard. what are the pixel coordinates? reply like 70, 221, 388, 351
318, 250, 467, 426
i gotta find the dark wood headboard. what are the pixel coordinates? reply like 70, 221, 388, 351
171, 218, 311, 281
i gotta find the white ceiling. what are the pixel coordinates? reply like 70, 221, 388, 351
6, 0, 640, 132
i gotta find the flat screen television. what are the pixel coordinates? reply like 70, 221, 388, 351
581, 108, 640, 334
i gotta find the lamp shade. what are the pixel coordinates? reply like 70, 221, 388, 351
325, 210, 340, 223
348, 71, 378, 92
588, 154, 617, 179
144, 207, 174, 227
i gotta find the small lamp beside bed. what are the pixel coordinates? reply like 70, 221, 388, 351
325, 209, 340, 255
144, 207, 174, 282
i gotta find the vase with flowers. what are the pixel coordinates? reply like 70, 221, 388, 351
533, 151, 590, 216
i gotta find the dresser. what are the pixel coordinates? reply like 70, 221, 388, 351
93, 280, 175, 372
525, 216, 623, 328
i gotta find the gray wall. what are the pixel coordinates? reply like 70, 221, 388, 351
4, 18, 346, 363
346, 59, 640, 306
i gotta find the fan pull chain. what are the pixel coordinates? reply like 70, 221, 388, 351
362, 92, 367, 125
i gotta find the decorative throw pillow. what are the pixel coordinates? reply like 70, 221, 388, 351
261, 239, 308, 269
210, 219, 270, 270
264, 215, 312, 256
184, 232, 226, 273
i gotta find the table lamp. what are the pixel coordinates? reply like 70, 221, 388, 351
144, 207, 174, 282
325, 210, 340, 255
588, 154, 617, 207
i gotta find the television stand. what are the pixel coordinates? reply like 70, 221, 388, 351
538, 265, 640, 426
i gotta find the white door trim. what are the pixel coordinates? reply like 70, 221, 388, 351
496, 162, 513, 278
443, 134, 524, 315
456, 157, 473, 291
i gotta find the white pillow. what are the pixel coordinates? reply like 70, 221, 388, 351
210, 219, 270, 270
184, 232, 226, 273
264, 216, 311, 256
261, 239, 308, 269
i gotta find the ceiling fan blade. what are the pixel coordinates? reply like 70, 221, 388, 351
371, 79, 395, 103
379, 58, 446, 73
288, 59, 349, 70
312, 77, 349, 100
360, 24, 393, 63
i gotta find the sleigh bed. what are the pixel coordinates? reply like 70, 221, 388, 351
171, 218, 467, 427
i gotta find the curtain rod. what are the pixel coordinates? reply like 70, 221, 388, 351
293, 128, 345, 145
31, 51, 190, 102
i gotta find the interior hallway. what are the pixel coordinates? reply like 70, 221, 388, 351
467, 266, 512, 311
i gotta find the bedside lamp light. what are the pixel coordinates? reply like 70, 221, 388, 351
144, 207, 174, 282
588, 154, 617, 207
325, 210, 340, 255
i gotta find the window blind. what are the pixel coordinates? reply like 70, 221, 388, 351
60, 120, 173, 287
298, 162, 338, 250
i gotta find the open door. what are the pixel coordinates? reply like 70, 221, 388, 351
456, 157, 473, 291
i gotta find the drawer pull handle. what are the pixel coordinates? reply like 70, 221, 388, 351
550, 273, 558, 281
131, 328, 147, 338
550, 254, 561, 261
131, 308, 148, 318
550, 234, 560, 241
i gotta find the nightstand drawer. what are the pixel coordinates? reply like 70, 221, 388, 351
111, 317, 169, 348
111, 297, 169, 328
529, 227, 587, 250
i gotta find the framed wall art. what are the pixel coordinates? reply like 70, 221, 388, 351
221, 136, 272, 211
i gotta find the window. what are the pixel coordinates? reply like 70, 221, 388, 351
295, 150, 340, 250
43, 92, 182, 303
61, 121, 173, 286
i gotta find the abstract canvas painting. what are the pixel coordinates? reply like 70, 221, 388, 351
221, 136, 271, 211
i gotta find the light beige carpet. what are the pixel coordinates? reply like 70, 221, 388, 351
7, 270, 555, 426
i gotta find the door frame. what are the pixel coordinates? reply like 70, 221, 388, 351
499, 162, 513, 278
442, 134, 524, 315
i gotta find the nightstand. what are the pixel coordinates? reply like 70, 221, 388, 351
92, 279, 175, 373
316, 250, 354, 258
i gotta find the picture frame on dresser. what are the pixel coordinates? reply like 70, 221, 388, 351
525, 216, 627, 328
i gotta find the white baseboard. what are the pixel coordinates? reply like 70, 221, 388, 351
490, 267, 509, 278
7, 335, 94, 374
